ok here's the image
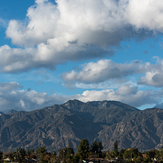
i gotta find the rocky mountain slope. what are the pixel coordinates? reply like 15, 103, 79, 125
0, 100, 162, 152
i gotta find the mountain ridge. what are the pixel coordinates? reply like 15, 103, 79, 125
0, 100, 162, 152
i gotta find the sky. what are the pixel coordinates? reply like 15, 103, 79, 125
1, 0, 163, 112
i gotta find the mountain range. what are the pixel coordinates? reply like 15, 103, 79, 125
0, 100, 163, 152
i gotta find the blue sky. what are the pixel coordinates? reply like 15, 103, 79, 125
0, 0, 163, 112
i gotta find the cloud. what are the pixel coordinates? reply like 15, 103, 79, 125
0, 82, 22, 92
62, 59, 150, 84
139, 72, 163, 87
6, 0, 59, 46
0, 45, 37, 72
6, 0, 128, 47
62, 58, 163, 88
117, 85, 138, 95
75, 81, 124, 89
126, 0, 163, 32
0, 82, 162, 112
0, 0, 162, 73
139, 58, 163, 87
0, 82, 69, 112
0, 18, 7, 28
0, 43, 113, 73
77, 86, 159, 108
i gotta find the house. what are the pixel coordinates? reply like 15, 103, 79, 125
88, 158, 110, 163
26, 158, 39, 163
3, 158, 10, 162
141, 154, 147, 158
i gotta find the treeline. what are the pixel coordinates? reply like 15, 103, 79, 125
1, 139, 163, 163
0, 139, 103, 163
106, 141, 163, 162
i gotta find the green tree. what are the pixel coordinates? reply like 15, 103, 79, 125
105, 151, 115, 160
114, 140, 118, 157
154, 149, 160, 160
90, 140, 103, 157
98, 142, 103, 153
131, 148, 141, 158
78, 139, 90, 160
12, 152, 17, 162
66, 147, 74, 158
123, 150, 131, 159
50, 151, 58, 163
143, 156, 152, 163
147, 149, 157, 159
59, 147, 74, 162
52, 150, 57, 156
0, 151, 2, 161
44, 153, 51, 162
123, 148, 141, 159
27, 148, 35, 157
133, 156, 143, 163
90, 140, 99, 154
36, 146, 46, 154
36, 146, 47, 163
27, 149, 31, 157
119, 149, 125, 159
72, 154, 79, 163
16, 148, 26, 163
161, 147, 163, 159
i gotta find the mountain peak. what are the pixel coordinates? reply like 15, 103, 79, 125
86, 100, 138, 111
63, 99, 84, 110
6, 109, 18, 114
0, 112, 4, 116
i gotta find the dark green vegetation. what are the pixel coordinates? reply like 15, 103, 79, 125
1, 140, 102, 163
105, 141, 163, 163
0, 100, 163, 152
2, 140, 163, 163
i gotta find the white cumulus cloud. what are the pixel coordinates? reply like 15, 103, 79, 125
126, 0, 163, 32
0, 82, 162, 112
139, 58, 163, 87
62, 58, 163, 89
62, 59, 150, 84
0, 82, 69, 112
0, 0, 162, 72
77, 86, 158, 108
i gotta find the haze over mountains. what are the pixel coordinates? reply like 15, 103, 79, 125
0, 100, 162, 152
